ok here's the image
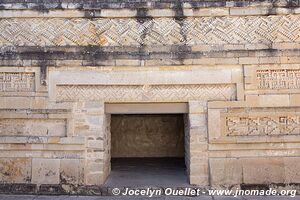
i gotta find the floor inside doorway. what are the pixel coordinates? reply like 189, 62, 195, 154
104, 157, 189, 187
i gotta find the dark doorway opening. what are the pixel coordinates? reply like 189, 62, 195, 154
104, 114, 188, 187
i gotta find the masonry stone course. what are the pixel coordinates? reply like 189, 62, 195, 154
0, 0, 300, 195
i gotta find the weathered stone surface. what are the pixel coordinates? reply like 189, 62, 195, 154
0, 72, 35, 92
243, 157, 284, 184
0, 16, 299, 47
283, 157, 300, 183
210, 158, 243, 187
0, 158, 31, 183
32, 159, 60, 185
0, 119, 66, 137
60, 159, 84, 185
86, 172, 106, 186
1, 0, 295, 10
11, 184, 36, 194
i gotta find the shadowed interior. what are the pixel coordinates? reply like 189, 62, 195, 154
111, 114, 185, 158
106, 114, 187, 187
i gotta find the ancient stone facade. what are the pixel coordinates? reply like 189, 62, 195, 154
0, 0, 300, 194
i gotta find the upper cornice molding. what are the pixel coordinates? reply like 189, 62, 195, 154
1, 0, 300, 18
0, 0, 299, 11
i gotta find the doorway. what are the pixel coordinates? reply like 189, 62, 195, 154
104, 114, 188, 187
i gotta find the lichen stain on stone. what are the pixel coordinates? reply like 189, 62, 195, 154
60, 171, 77, 184
45, 170, 56, 177
0, 158, 30, 183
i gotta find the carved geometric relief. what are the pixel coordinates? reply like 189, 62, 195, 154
0, 72, 35, 92
56, 84, 236, 102
257, 69, 300, 89
226, 115, 300, 136
0, 15, 299, 46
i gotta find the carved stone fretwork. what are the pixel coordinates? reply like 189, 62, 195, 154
226, 115, 300, 136
257, 69, 300, 89
0, 72, 35, 92
56, 84, 236, 102
0, 15, 300, 46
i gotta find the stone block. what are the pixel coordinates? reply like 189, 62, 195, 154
148, 9, 174, 17
0, 158, 31, 183
115, 59, 140, 66
246, 95, 259, 106
210, 158, 243, 187
188, 101, 207, 114
86, 151, 105, 159
190, 163, 209, 175
101, 9, 136, 18
56, 60, 82, 66
32, 159, 60, 185
87, 140, 104, 150
187, 8, 229, 17
0, 119, 66, 137
188, 114, 206, 129
85, 172, 106, 186
242, 158, 285, 184
290, 94, 300, 106
281, 56, 300, 64
259, 57, 281, 64
190, 143, 208, 152
189, 152, 208, 164
86, 162, 105, 173
215, 58, 239, 65
239, 57, 259, 64
84, 101, 104, 110
86, 116, 104, 126
230, 7, 270, 16
284, 157, 300, 183
207, 108, 222, 141
189, 129, 207, 142
189, 175, 209, 186
259, 94, 290, 107
60, 159, 84, 185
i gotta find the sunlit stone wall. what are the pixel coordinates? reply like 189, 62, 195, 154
0, 0, 300, 194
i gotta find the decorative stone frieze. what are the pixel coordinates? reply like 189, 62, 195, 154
56, 84, 236, 102
257, 69, 300, 89
226, 115, 300, 136
0, 16, 299, 47
0, 72, 35, 92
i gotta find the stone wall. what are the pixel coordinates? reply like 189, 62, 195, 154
111, 114, 184, 158
0, 0, 300, 194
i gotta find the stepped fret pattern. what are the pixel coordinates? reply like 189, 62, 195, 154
0, 15, 299, 46
226, 115, 300, 136
257, 69, 300, 89
56, 84, 236, 102
0, 72, 35, 92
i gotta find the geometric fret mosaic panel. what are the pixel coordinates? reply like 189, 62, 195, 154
0, 15, 299, 47
226, 115, 300, 136
56, 84, 236, 102
257, 69, 300, 89
0, 72, 35, 92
